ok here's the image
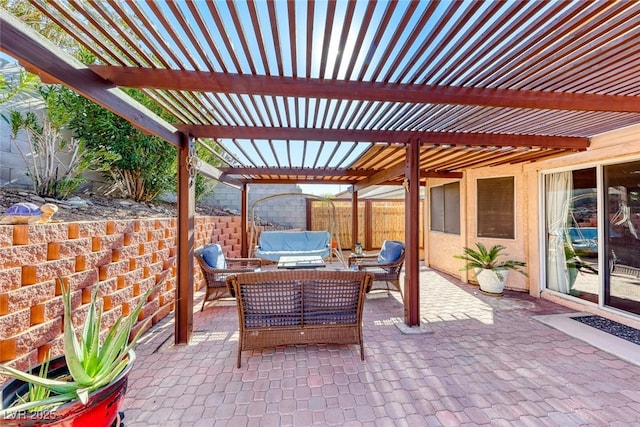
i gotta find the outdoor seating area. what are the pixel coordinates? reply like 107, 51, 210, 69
120, 267, 640, 425
3, 2, 640, 426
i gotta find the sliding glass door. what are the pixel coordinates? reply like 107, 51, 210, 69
545, 168, 599, 302
604, 160, 640, 315
545, 160, 640, 317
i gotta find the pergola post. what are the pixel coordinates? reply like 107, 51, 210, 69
175, 133, 195, 344
404, 139, 421, 326
241, 184, 249, 257
351, 187, 358, 250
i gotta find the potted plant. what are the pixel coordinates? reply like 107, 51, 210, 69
0, 278, 160, 426
455, 242, 527, 294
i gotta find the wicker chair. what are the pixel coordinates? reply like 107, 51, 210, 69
349, 240, 405, 296
194, 244, 262, 311
226, 270, 373, 368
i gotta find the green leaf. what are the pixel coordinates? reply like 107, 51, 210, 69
455, 242, 527, 276
0, 364, 79, 395
0, 393, 75, 418
60, 280, 93, 386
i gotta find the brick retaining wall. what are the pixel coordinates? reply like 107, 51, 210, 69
0, 215, 242, 372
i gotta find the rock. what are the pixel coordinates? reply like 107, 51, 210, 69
66, 198, 90, 208
0, 188, 233, 223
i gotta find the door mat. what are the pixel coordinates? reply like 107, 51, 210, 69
572, 315, 640, 345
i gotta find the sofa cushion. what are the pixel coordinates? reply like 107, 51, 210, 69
255, 231, 331, 261
202, 244, 226, 269
241, 281, 302, 328
378, 240, 404, 264
303, 280, 359, 325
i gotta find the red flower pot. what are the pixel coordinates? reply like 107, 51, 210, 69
1, 351, 134, 426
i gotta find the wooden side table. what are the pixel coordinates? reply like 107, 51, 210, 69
347, 253, 377, 267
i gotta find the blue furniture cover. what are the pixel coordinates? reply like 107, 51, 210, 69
378, 240, 404, 264
255, 231, 331, 261
202, 243, 227, 269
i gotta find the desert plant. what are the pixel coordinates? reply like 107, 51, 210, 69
0, 277, 160, 417
3, 85, 118, 199
68, 85, 177, 202
455, 242, 527, 278
0, 69, 39, 106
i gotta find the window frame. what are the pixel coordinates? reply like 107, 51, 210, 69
476, 176, 515, 239
429, 181, 460, 235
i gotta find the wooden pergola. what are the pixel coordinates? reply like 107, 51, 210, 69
2, 1, 640, 343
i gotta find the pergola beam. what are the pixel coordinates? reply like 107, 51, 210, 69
354, 162, 408, 191
218, 167, 372, 177
355, 161, 465, 192
235, 178, 358, 185
196, 161, 243, 188
0, 13, 181, 147
91, 66, 640, 113
178, 125, 589, 150
422, 171, 464, 179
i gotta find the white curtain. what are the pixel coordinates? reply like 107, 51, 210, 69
546, 172, 572, 293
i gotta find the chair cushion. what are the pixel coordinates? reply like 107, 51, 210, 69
378, 240, 404, 264
255, 231, 331, 261
202, 244, 227, 269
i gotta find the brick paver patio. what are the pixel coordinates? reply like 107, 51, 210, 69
121, 267, 640, 426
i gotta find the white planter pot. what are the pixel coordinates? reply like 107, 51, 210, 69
476, 268, 509, 294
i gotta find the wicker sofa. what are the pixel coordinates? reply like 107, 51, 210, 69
253, 230, 331, 261
226, 270, 373, 367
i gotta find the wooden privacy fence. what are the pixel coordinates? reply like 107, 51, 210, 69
307, 199, 423, 251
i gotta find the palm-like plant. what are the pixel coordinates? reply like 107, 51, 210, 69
455, 242, 527, 278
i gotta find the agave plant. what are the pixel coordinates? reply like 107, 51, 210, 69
455, 242, 527, 278
0, 278, 160, 417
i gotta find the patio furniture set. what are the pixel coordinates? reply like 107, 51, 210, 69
194, 235, 405, 367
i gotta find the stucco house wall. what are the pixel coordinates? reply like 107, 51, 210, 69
425, 164, 530, 292
425, 124, 640, 329
523, 124, 640, 300
423, 177, 465, 281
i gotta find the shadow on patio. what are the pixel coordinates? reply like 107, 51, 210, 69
121, 268, 640, 426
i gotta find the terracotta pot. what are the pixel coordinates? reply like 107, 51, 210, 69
1, 351, 134, 427
476, 268, 509, 294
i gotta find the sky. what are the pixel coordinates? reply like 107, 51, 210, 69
298, 183, 349, 197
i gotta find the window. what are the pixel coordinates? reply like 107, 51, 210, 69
477, 177, 514, 239
430, 186, 444, 232
430, 182, 460, 234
